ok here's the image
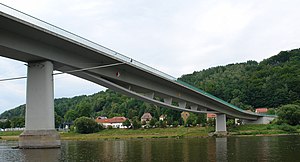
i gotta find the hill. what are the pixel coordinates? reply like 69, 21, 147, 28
179, 49, 300, 109
1, 49, 299, 124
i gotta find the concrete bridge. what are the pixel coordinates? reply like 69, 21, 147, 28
0, 4, 275, 148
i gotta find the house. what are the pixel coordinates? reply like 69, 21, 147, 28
141, 113, 153, 122
159, 115, 166, 121
181, 111, 190, 123
255, 108, 268, 114
206, 113, 216, 121
95, 116, 127, 128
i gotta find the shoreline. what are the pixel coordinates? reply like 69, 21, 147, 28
0, 133, 298, 141
1, 126, 299, 141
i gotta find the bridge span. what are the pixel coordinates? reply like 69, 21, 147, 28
0, 4, 274, 148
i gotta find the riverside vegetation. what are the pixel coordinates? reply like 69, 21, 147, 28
0, 49, 299, 137
0, 124, 299, 141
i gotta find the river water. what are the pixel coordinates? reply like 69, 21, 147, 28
0, 135, 299, 162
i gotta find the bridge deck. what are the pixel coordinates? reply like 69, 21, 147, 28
0, 3, 275, 120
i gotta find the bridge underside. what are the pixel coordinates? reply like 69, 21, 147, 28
0, 5, 272, 148
0, 22, 260, 120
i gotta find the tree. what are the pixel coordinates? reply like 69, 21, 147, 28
149, 118, 157, 127
0, 120, 11, 129
74, 117, 100, 134
55, 113, 63, 128
267, 108, 276, 115
186, 113, 198, 126
173, 121, 179, 127
123, 119, 131, 128
11, 117, 25, 128
196, 114, 207, 126
76, 101, 93, 118
277, 104, 300, 126
158, 120, 167, 128
64, 109, 78, 122
132, 119, 141, 129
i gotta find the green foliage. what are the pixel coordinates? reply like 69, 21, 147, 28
76, 101, 93, 118
74, 117, 100, 134
278, 123, 297, 133
149, 118, 157, 127
55, 112, 63, 128
179, 49, 300, 109
158, 120, 167, 128
64, 109, 77, 122
0, 105, 25, 119
226, 119, 235, 127
186, 113, 198, 126
267, 108, 276, 115
132, 119, 142, 129
196, 114, 207, 126
173, 121, 179, 127
277, 104, 300, 126
123, 119, 131, 128
10, 117, 25, 128
207, 118, 215, 126
0, 120, 11, 129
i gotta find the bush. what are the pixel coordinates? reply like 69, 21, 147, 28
123, 119, 131, 128
149, 118, 157, 128
279, 124, 297, 133
132, 120, 142, 129
173, 121, 179, 127
158, 120, 167, 128
277, 104, 300, 126
74, 117, 100, 134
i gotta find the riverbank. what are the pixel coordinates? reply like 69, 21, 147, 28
0, 125, 299, 141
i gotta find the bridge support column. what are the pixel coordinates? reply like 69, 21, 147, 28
19, 61, 60, 149
215, 114, 227, 136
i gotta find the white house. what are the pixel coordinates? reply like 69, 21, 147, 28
95, 116, 127, 128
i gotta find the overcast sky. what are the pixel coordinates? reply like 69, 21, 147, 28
0, 0, 299, 114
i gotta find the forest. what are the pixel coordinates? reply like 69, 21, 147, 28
0, 48, 299, 128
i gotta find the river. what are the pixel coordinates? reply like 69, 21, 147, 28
0, 135, 299, 161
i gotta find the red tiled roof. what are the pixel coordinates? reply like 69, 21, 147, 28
255, 108, 268, 113
207, 113, 216, 118
96, 117, 127, 123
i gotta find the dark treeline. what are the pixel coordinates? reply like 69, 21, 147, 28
0, 49, 299, 127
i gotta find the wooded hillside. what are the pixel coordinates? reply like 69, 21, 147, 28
180, 49, 300, 109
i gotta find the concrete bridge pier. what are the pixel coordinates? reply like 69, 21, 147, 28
215, 114, 227, 136
19, 61, 60, 149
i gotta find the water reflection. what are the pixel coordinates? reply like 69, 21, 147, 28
216, 137, 227, 162
1, 136, 300, 161
20, 148, 61, 162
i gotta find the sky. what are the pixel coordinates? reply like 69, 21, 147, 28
0, 0, 300, 114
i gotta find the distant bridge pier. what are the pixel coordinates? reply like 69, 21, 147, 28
215, 114, 227, 135
19, 61, 60, 149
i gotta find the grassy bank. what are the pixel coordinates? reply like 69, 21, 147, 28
1, 125, 299, 141
228, 124, 300, 136
60, 126, 213, 140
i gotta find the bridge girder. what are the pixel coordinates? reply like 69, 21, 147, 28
0, 7, 263, 120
